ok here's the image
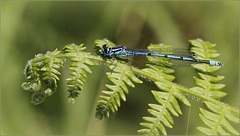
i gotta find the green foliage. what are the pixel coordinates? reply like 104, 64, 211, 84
136, 44, 191, 135
22, 49, 64, 104
137, 89, 190, 135
189, 39, 239, 135
22, 44, 102, 104
95, 63, 143, 120
198, 101, 239, 135
63, 44, 102, 104
21, 39, 239, 135
95, 39, 143, 120
190, 39, 226, 99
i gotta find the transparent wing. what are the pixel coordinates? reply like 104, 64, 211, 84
127, 48, 195, 57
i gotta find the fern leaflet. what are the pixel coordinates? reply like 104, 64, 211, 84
189, 39, 239, 135
137, 44, 191, 135
95, 39, 143, 120
63, 43, 102, 103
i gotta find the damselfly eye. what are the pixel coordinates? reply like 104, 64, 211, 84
102, 44, 109, 54
103, 44, 108, 49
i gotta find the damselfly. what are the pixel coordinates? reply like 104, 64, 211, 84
101, 44, 222, 67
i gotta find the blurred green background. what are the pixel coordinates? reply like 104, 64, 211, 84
1, 1, 239, 135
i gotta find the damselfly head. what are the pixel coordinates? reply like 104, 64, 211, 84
101, 44, 109, 55
217, 62, 222, 67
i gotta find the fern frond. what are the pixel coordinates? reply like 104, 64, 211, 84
22, 49, 64, 104
96, 63, 142, 120
22, 43, 103, 104
137, 44, 191, 135
21, 39, 239, 135
197, 101, 239, 135
63, 43, 102, 103
95, 40, 143, 120
189, 39, 239, 135
190, 39, 226, 99
41, 49, 63, 90
137, 76, 191, 135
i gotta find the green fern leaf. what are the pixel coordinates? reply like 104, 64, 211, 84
138, 86, 191, 135
96, 62, 142, 120
189, 39, 239, 135
190, 39, 226, 100
41, 49, 63, 87
95, 40, 142, 120
22, 49, 64, 104
137, 44, 191, 135
22, 43, 103, 104
63, 43, 102, 104
198, 101, 239, 135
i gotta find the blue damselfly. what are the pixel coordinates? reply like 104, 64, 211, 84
101, 44, 222, 67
